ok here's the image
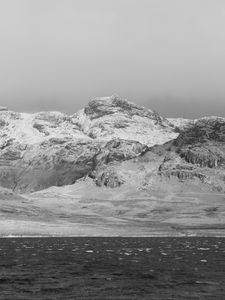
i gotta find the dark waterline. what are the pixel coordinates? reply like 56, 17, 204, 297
0, 237, 224, 299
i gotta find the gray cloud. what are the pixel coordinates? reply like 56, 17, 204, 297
0, 0, 225, 117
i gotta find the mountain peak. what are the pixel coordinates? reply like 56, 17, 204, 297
72, 95, 178, 146
83, 95, 163, 122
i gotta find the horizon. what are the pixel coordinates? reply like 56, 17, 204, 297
1, 0, 225, 118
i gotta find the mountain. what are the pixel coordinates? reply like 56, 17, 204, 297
0, 95, 225, 237
73, 95, 177, 146
0, 95, 177, 192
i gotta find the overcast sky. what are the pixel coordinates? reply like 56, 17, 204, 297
0, 0, 225, 118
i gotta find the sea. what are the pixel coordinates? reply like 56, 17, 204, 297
0, 237, 224, 299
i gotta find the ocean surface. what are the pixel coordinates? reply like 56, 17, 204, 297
0, 237, 224, 299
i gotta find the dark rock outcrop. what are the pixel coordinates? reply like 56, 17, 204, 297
172, 118, 225, 168
91, 168, 125, 188
158, 153, 206, 182
94, 139, 148, 166
143, 117, 225, 191
84, 95, 167, 125
174, 117, 225, 146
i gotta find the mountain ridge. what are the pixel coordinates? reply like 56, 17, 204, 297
0, 95, 178, 192
0, 95, 224, 193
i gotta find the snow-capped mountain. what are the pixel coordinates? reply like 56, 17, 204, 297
0, 94, 224, 194
0, 95, 178, 192
0, 95, 177, 149
1, 96, 225, 237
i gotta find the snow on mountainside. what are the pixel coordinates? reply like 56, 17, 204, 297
0, 95, 178, 149
0, 110, 90, 148
0, 95, 224, 194
0, 96, 178, 148
0, 96, 178, 192
73, 95, 178, 146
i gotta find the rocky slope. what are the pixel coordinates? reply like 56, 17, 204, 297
95, 116, 225, 191
73, 95, 178, 145
0, 95, 176, 192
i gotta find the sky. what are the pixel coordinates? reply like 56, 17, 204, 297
0, 0, 225, 118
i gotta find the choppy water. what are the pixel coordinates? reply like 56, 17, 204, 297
0, 237, 225, 299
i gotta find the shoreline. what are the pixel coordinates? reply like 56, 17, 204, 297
1, 234, 225, 238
